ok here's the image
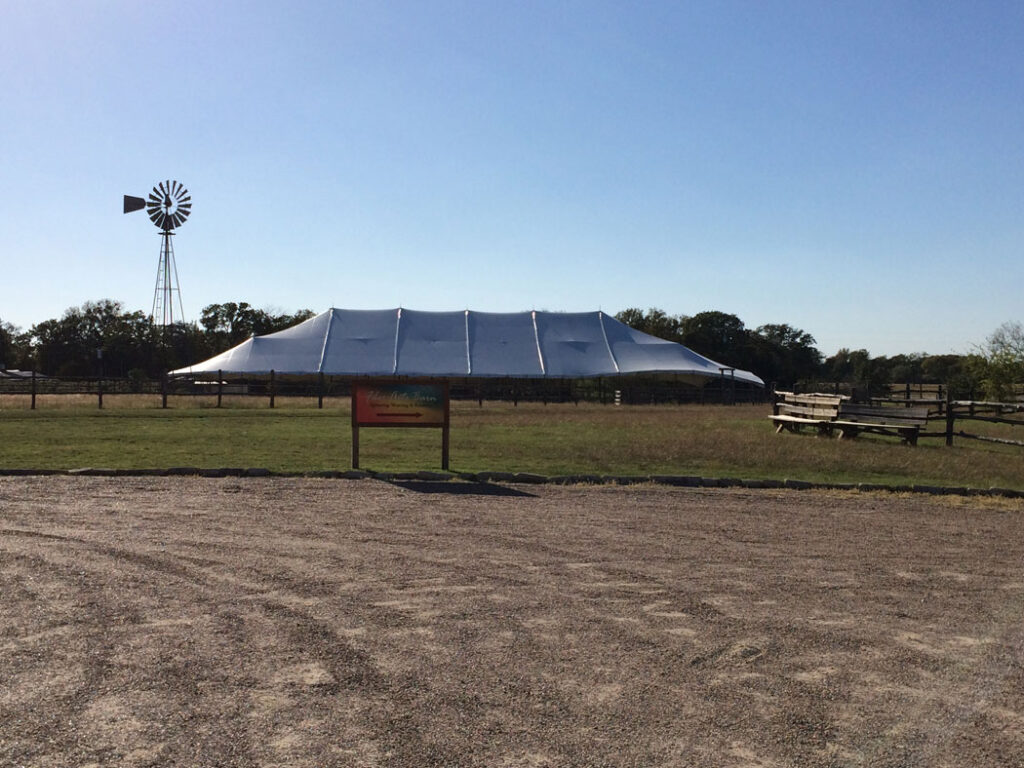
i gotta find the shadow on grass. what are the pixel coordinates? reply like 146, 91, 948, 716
386, 480, 537, 497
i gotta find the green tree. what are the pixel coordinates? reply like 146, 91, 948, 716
920, 354, 980, 399
680, 311, 750, 367
824, 348, 890, 397
22, 301, 317, 378
0, 320, 30, 370
978, 321, 1024, 400
30, 300, 158, 376
885, 353, 925, 385
614, 308, 685, 343
752, 324, 822, 387
200, 302, 315, 352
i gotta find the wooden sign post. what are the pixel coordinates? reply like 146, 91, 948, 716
351, 380, 450, 470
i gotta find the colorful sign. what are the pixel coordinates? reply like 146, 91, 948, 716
353, 383, 447, 427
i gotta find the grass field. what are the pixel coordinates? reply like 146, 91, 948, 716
1, 396, 1022, 489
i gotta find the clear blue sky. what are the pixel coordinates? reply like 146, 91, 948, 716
2, 0, 1022, 356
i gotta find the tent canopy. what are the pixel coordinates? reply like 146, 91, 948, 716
170, 308, 764, 386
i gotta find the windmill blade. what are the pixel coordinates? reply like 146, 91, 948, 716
134, 180, 191, 231
123, 195, 147, 214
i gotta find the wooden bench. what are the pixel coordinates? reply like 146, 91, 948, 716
770, 392, 843, 435
770, 392, 930, 445
832, 403, 930, 446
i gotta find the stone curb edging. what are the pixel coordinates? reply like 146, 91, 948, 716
0, 467, 1021, 499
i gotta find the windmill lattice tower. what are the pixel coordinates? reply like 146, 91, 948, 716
123, 181, 192, 326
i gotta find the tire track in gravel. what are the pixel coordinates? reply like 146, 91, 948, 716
1, 526, 396, 766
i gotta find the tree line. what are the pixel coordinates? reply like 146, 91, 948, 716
1, 301, 1021, 400
614, 308, 1023, 400
0, 300, 314, 379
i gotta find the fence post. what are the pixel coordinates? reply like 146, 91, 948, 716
945, 387, 954, 447
217, 370, 223, 408
269, 370, 275, 409
318, 372, 325, 409
351, 385, 359, 469
161, 374, 168, 409
31, 369, 37, 410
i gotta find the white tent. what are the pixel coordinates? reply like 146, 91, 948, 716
170, 308, 764, 386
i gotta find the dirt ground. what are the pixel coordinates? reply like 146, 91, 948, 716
1, 478, 1023, 768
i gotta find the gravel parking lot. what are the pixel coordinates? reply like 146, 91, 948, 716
2, 477, 1022, 767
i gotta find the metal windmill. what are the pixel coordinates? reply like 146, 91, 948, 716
123, 181, 192, 326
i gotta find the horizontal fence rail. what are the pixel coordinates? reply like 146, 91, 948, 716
0, 372, 767, 410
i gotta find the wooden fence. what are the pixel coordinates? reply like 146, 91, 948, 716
944, 400, 1024, 447
5, 374, 1020, 447
865, 393, 1024, 447
0, 371, 767, 410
